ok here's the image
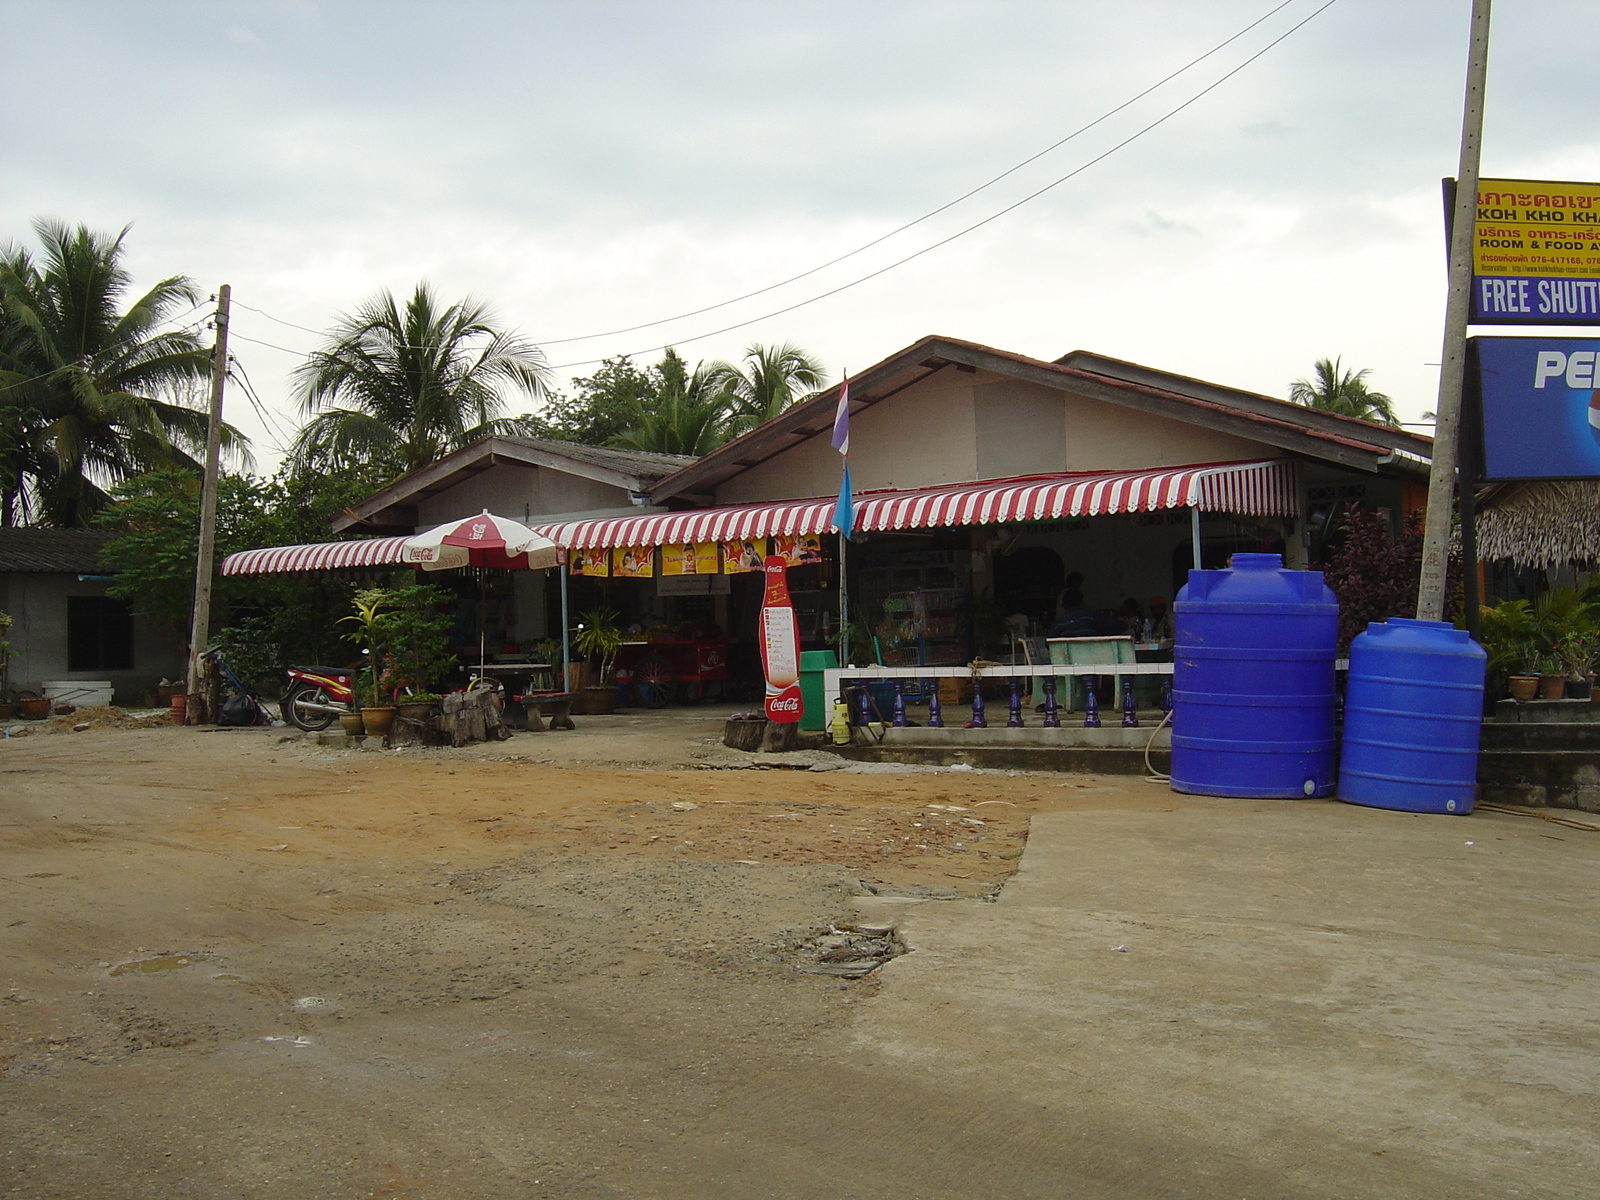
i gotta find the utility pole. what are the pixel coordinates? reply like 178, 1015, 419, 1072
1417, 0, 1491, 622
185, 284, 231, 722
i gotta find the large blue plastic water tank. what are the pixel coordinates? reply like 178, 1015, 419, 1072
1170, 553, 1339, 798
1338, 617, 1486, 815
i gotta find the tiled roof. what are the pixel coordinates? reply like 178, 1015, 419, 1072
499, 437, 697, 478
0, 529, 115, 573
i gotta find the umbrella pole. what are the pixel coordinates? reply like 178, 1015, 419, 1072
478, 568, 487, 681
560, 560, 571, 692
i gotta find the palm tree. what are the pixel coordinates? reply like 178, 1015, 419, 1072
711, 342, 826, 437
1289, 357, 1400, 427
608, 348, 734, 458
289, 283, 550, 475
0, 219, 225, 526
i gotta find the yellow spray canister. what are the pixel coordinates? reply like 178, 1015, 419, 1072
830, 700, 851, 745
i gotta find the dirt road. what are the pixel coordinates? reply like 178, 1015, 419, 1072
2, 716, 1596, 1198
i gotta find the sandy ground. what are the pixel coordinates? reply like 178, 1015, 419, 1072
2, 711, 1597, 1198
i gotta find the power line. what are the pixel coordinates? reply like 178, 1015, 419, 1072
547, 0, 1340, 372
233, 301, 322, 338
539, 0, 1302, 348
229, 331, 307, 356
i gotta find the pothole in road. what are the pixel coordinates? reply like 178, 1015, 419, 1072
795, 926, 907, 978
108, 954, 196, 976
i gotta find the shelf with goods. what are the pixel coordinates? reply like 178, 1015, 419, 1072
857, 552, 969, 680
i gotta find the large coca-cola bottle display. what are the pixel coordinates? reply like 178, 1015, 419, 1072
760, 555, 801, 722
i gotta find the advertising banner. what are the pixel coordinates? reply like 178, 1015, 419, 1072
771, 533, 825, 566
571, 546, 609, 577
1471, 177, 1600, 325
758, 555, 801, 723
661, 541, 719, 575
722, 537, 767, 573
1475, 336, 1600, 479
611, 546, 654, 578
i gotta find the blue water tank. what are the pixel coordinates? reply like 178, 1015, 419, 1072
1170, 553, 1339, 798
1338, 617, 1485, 815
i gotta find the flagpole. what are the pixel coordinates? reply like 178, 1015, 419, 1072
838, 533, 849, 666
829, 373, 853, 667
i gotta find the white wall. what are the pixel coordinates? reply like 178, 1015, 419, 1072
0, 573, 184, 704
715, 366, 1277, 505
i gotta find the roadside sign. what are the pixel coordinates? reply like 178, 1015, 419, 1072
1474, 335, 1600, 479
1471, 177, 1600, 325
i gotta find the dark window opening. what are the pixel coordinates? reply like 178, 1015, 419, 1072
67, 596, 134, 671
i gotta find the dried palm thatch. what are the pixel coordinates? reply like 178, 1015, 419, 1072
1476, 481, 1600, 567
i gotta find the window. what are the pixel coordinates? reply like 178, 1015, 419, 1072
67, 596, 134, 671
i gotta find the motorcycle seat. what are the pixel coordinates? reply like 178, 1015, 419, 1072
289, 665, 355, 678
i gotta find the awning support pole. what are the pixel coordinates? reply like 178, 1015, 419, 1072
560, 560, 572, 691
1191, 507, 1202, 573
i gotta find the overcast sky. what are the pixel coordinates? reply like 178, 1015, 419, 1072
5, 0, 1598, 467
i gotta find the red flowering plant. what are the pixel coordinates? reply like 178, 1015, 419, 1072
1317, 506, 1462, 654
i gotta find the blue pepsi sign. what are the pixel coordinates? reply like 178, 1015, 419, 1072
1476, 336, 1600, 480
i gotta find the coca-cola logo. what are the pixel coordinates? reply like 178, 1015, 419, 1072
469, 522, 488, 541
766, 694, 800, 713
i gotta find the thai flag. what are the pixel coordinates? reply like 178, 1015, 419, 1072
829, 376, 853, 539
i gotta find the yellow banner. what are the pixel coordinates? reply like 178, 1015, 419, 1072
612, 546, 654, 578
572, 547, 609, 577
661, 541, 720, 576
1474, 177, 1600, 279
722, 537, 766, 573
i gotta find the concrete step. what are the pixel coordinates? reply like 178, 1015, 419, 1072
836, 743, 1171, 775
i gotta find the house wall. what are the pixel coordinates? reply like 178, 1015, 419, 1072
415, 464, 634, 529
0, 573, 183, 704
714, 367, 1277, 505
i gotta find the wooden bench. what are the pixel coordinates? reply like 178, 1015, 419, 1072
510, 690, 577, 732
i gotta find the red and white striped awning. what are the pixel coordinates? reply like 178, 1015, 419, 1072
542, 459, 1296, 550
221, 536, 414, 576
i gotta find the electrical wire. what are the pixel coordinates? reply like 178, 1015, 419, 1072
535, 0, 1302, 348
233, 301, 322, 338
229, 331, 307, 356
547, 0, 1340, 371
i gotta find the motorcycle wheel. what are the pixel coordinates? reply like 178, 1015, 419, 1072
281, 680, 338, 731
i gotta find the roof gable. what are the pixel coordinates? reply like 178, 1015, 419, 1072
651, 335, 1434, 503
333, 436, 698, 534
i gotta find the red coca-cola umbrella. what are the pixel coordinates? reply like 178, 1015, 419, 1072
400, 511, 566, 679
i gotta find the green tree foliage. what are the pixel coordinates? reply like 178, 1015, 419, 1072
608, 348, 736, 457
516, 342, 827, 455
95, 463, 396, 686
1289, 357, 1400, 427
515, 356, 657, 446
711, 342, 827, 438
289, 283, 549, 477
0, 219, 242, 527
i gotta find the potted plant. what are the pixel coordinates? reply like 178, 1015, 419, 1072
1563, 633, 1598, 700
339, 589, 396, 736
396, 692, 443, 721
1480, 599, 1541, 702
572, 607, 622, 714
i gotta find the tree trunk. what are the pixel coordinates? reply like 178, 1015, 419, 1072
723, 717, 767, 751
760, 721, 799, 753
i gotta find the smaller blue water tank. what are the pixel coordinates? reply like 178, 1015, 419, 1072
1171, 553, 1339, 799
1338, 617, 1486, 815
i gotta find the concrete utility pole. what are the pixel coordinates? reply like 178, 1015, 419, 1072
1417, 0, 1491, 622
185, 284, 231, 722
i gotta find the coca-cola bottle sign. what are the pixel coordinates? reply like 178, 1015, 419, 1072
759, 556, 802, 722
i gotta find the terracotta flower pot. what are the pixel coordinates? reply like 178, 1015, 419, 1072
19, 697, 52, 720
1537, 674, 1568, 701
0, 702, 16, 721
361, 706, 397, 737
571, 686, 616, 715
169, 693, 187, 725
337, 711, 366, 738
397, 702, 437, 722
1507, 675, 1539, 702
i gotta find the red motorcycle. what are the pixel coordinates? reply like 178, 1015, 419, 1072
279, 664, 357, 731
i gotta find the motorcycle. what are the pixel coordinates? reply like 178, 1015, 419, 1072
279, 664, 358, 731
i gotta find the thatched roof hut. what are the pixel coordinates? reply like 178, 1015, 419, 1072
1476, 481, 1600, 567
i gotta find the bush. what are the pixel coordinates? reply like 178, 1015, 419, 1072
1319, 507, 1462, 652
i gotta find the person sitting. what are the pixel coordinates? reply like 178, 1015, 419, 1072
1049, 590, 1121, 638
1117, 598, 1143, 637
1145, 596, 1174, 641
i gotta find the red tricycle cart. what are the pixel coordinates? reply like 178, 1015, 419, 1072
615, 637, 731, 707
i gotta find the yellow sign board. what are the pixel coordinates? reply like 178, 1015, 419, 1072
1472, 177, 1600, 323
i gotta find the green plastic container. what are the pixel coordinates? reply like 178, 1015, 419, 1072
798, 649, 838, 731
